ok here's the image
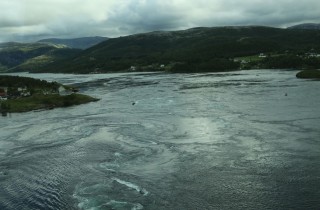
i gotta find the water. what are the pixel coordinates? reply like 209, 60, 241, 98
0, 70, 320, 210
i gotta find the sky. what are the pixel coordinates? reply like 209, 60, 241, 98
1, 0, 320, 42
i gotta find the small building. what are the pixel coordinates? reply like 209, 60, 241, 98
58, 86, 68, 95
130, 66, 137, 71
0, 96, 7, 100
259, 53, 267, 58
17, 87, 27, 92
21, 92, 31, 97
0, 87, 7, 100
0, 87, 7, 94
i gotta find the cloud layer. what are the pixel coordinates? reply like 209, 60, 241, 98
1, 0, 320, 42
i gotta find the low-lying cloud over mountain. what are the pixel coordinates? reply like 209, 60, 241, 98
1, 0, 320, 42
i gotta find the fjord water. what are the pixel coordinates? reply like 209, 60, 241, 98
0, 70, 320, 210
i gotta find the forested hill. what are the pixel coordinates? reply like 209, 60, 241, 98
36, 26, 320, 73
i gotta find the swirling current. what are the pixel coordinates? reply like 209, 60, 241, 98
0, 70, 320, 210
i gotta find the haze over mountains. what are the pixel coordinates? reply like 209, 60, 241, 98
287, 23, 320, 30
37, 36, 108, 49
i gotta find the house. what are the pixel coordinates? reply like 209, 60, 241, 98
0, 87, 7, 96
0, 87, 8, 100
0, 87, 7, 94
259, 53, 267, 58
58, 86, 73, 96
17, 87, 27, 92
21, 91, 31, 97
130, 66, 137, 71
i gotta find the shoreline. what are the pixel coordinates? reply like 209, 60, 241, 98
1, 93, 99, 115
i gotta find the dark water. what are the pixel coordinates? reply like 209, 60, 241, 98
0, 70, 320, 210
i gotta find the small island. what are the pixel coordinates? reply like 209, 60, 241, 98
0, 75, 98, 115
296, 69, 320, 79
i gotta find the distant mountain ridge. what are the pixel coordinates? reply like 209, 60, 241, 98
0, 42, 81, 72
37, 36, 108, 49
39, 26, 320, 73
287, 23, 320, 30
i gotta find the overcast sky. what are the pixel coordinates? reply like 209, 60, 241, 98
1, 0, 320, 42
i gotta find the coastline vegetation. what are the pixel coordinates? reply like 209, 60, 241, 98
296, 69, 320, 79
0, 75, 98, 114
1, 93, 98, 113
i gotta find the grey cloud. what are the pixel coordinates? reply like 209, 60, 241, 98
105, 1, 187, 35
0, 0, 320, 42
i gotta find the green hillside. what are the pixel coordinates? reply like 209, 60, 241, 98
36, 26, 320, 73
0, 42, 81, 72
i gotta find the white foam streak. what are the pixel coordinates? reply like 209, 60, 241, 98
112, 178, 149, 196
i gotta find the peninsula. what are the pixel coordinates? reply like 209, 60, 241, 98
0, 75, 98, 114
296, 69, 320, 79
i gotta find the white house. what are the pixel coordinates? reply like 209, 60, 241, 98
259, 53, 267, 58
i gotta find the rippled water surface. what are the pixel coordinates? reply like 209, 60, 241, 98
1, 70, 320, 210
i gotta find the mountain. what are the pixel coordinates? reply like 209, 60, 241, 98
40, 26, 320, 73
0, 42, 81, 72
287, 23, 320, 30
37, 36, 108, 49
